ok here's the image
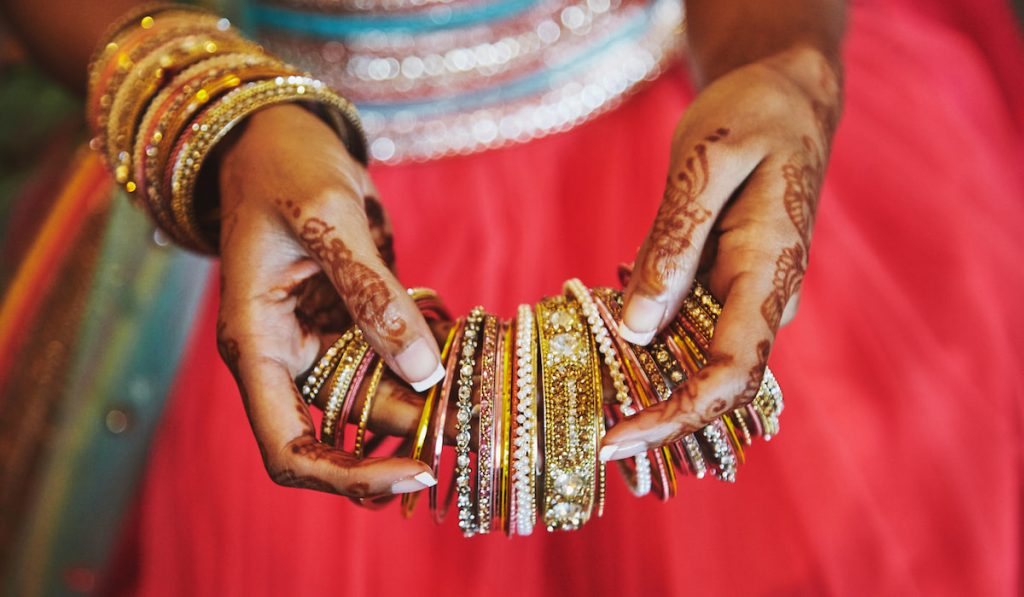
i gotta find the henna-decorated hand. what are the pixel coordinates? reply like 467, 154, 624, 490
602, 45, 842, 460
215, 103, 445, 497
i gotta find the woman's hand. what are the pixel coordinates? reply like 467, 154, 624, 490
214, 103, 445, 497
602, 45, 842, 460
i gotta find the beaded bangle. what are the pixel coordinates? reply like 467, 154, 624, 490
455, 307, 484, 536
88, 12, 232, 163
353, 360, 385, 459
430, 320, 464, 523
511, 304, 538, 536
535, 295, 601, 531
474, 315, 499, 533
591, 288, 677, 496
333, 347, 375, 448
167, 75, 365, 252
320, 335, 370, 441
134, 54, 294, 239
565, 279, 651, 498
105, 30, 256, 183
300, 328, 356, 403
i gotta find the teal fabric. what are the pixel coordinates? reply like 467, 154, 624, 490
3, 196, 211, 596
245, 0, 540, 36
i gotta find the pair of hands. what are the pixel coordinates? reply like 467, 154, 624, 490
214, 45, 841, 499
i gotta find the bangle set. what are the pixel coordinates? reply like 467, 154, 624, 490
87, 5, 368, 253
299, 280, 785, 536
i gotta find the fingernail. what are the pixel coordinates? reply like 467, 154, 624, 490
599, 440, 648, 462
395, 338, 444, 391
390, 471, 437, 494
618, 295, 665, 346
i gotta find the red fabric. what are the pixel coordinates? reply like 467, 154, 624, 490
122, 2, 1024, 595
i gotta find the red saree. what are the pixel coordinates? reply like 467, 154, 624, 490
118, 1, 1024, 595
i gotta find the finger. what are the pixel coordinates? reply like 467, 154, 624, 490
287, 185, 444, 392
603, 163, 801, 458
619, 127, 761, 345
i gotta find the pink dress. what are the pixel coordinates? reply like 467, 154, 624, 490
118, 0, 1024, 594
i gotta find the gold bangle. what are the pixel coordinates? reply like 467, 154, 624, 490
565, 279, 651, 498
300, 328, 357, 403
88, 10, 230, 162
133, 53, 292, 239
353, 359, 385, 459
535, 295, 601, 531
168, 75, 364, 252
494, 319, 514, 534
320, 333, 370, 441
401, 323, 458, 516
105, 29, 259, 184
475, 314, 499, 533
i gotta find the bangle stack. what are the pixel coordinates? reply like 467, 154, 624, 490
298, 279, 786, 536
87, 4, 367, 253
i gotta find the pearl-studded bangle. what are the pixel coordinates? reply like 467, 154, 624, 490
511, 304, 539, 536
564, 279, 651, 498
300, 328, 355, 403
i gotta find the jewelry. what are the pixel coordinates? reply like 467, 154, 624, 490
402, 323, 458, 516
353, 359, 384, 458
565, 279, 651, 498
300, 329, 354, 403
489, 320, 511, 532
455, 307, 484, 536
320, 332, 369, 441
511, 304, 538, 536
430, 320, 464, 523
475, 315, 499, 532
168, 75, 363, 251
536, 295, 601, 531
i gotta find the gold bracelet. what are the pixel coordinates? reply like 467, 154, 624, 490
564, 279, 651, 498
133, 53, 292, 240
536, 295, 601, 531
353, 360, 385, 459
320, 332, 370, 442
168, 76, 365, 252
401, 323, 457, 516
475, 315, 499, 533
88, 10, 230, 164
300, 328, 357, 404
105, 29, 259, 184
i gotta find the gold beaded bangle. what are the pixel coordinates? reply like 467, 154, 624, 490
88, 11, 232, 160
133, 54, 292, 239
300, 328, 357, 403
565, 279, 652, 498
168, 76, 365, 252
535, 295, 601, 531
353, 359, 385, 459
320, 333, 370, 441
105, 30, 259, 183
475, 315, 499, 533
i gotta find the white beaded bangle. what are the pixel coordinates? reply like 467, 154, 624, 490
565, 279, 651, 497
511, 304, 539, 536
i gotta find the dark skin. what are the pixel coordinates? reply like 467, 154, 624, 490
0, 0, 846, 485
